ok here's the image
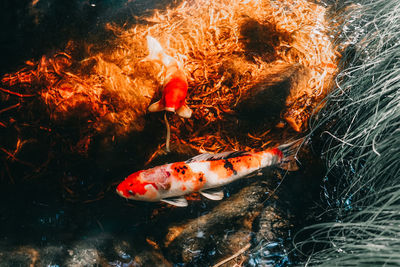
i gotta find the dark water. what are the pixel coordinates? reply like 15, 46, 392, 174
0, 0, 180, 74
0, 178, 215, 265
0, 0, 326, 266
0, 148, 324, 266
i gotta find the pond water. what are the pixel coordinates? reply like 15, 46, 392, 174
0, 148, 324, 266
0, 0, 331, 265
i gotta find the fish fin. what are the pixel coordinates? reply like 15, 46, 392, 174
185, 153, 214, 163
277, 138, 306, 171
161, 197, 188, 207
148, 100, 165, 113
144, 35, 164, 62
277, 138, 305, 152
246, 170, 262, 178
176, 104, 192, 118
199, 189, 224, 201
185, 151, 249, 163
279, 155, 300, 171
143, 35, 179, 68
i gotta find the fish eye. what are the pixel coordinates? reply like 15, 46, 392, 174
128, 190, 134, 195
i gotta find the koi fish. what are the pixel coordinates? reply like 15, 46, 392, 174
144, 35, 192, 118
116, 142, 300, 207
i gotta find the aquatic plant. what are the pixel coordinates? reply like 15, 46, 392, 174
295, 0, 400, 264
0, 0, 337, 185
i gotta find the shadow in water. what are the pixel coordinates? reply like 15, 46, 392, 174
0, 0, 180, 74
240, 18, 291, 63
235, 74, 291, 129
235, 63, 304, 132
0, 169, 224, 265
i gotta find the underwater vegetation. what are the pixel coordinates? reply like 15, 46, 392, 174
3, 0, 399, 265
0, 0, 337, 190
0, 0, 337, 265
296, 0, 400, 265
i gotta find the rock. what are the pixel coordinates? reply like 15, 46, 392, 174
110, 239, 172, 267
161, 147, 321, 266
0, 245, 68, 267
163, 177, 275, 265
0, 247, 40, 267
0, 237, 172, 267
212, 230, 252, 267
131, 250, 172, 267
65, 247, 101, 266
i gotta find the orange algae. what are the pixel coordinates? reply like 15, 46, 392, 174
101, 0, 339, 150
0, 0, 339, 180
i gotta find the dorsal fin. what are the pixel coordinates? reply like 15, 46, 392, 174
185, 151, 249, 163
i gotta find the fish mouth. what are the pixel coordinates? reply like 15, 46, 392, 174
164, 107, 176, 112
116, 188, 125, 198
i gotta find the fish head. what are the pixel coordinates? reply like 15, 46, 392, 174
116, 170, 160, 201
162, 75, 188, 110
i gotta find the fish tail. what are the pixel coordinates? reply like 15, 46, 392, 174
143, 35, 165, 63
143, 35, 178, 69
277, 137, 306, 171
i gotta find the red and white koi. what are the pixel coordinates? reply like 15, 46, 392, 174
144, 35, 192, 118
116, 144, 299, 207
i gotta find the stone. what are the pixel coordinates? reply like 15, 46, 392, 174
163, 177, 275, 265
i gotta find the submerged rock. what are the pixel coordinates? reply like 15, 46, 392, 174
0, 247, 40, 267
0, 245, 68, 267
130, 250, 172, 267
163, 172, 289, 265
158, 145, 322, 266
66, 247, 102, 266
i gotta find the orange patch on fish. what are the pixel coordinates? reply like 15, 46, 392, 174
229, 154, 261, 172
209, 159, 236, 179
162, 76, 188, 110
192, 172, 206, 191
185, 192, 201, 201
144, 184, 158, 199
269, 148, 283, 160
170, 162, 206, 191
170, 162, 194, 181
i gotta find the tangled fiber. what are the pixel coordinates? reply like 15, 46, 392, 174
295, 0, 400, 265
0, 0, 338, 185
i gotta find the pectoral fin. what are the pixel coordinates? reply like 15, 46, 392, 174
148, 100, 165, 113
176, 104, 192, 118
161, 197, 188, 207
200, 189, 224, 200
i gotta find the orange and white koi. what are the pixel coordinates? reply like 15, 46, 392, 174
144, 35, 192, 118
116, 143, 299, 207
